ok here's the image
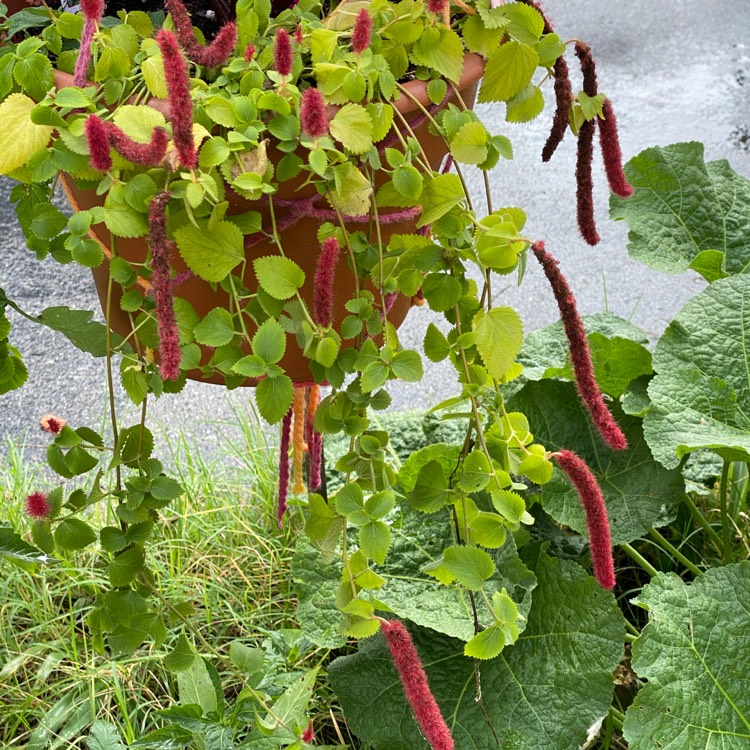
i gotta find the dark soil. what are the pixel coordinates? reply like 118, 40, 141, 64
105, 0, 234, 37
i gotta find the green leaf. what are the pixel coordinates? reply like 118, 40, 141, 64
479, 40, 539, 103
30, 203, 67, 239
503, 1, 544, 44
54, 518, 97, 550
174, 220, 244, 283
255, 374, 294, 424
421, 273, 462, 313
30, 306, 123, 357
644, 275, 750, 468
329, 103, 373, 155
360, 520, 391, 564
101, 203, 149, 238
177, 656, 218, 716
0, 525, 49, 564
229, 641, 265, 674
506, 83, 544, 123
423, 323, 450, 362
610, 142, 750, 278
164, 633, 197, 672
253, 318, 286, 364
193, 307, 235, 347
253, 256, 305, 300
449, 121, 489, 165
14, 53, 54, 102
443, 545, 496, 591
509, 380, 684, 544
112, 105, 166, 144
464, 625, 506, 659
108, 545, 145, 587
0, 93, 53, 174
199, 136, 230, 168
305, 494, 345, 557
409, 27, 465, 83
87, 721, 126, 750
409, 460, 452, 513
624, 563, 750, 749
417, 173, 464, 228
473, 307, 523, 380
390, 349, 423, 382
330, 549, 626, 750
100, 526, 128, 553
392, 164, 423, 200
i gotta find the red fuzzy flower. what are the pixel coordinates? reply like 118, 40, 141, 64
305, 385, 322, 491
148, 191, 182, 381
575, 41, 598, 98
380, 619, 454, 750
274, 28, 293, 78
351, 8, 372, 54
245, 43, 256, 62
294, 23, 303, 44
575, 119, 599, 246
166, 0, 238, 68
80, 0, 104, 21
598, 98, 633, 198
313, 237, 340, 327
542, 54, 573, 163
554, 450, 616, 590
300, 87, 328, 138
25, 492, 51, 520
426, 0, 446, 15
531, 241, 628, 451
277, 408, 293, 526
73, 19, 96, 88
301, 720, 314, 743
156, 29, 197, 169
40, 414, 65, 434
85, 114, 169, 171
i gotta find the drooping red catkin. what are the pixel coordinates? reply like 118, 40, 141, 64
598, 98, 632, 198
148, 191, 182, 380
313, 237, 340, 327
73, 0, 105, 87
300, 87, 328, 138
40, 414, 65, 434
542, 55, 574, 162
554, 450, 616, 589
156, 29, 197, 169
274, 28, 293, 78
277, 408, 293, 526
575, 119, 599, 246
351, 8, 372, 54
25, 492, 51, 520
531, 242, 628, 451
305, 385, 323, 491
166, 0, 238, 68
85, 115, 169, 171
426, 0, 446, 14
80, 0, 104, 17
244, 43, 255, 62
294, 23, 303, 44
575, 41, 598, 98
380, 619, 454, 750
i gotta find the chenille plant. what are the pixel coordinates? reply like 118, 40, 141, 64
0, 0, 652, 747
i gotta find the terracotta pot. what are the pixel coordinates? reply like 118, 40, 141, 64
57, 56, 484, 385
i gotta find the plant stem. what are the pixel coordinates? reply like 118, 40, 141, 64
719, 459, 734, 563
648, 528, 702, 576
104, 234, 122, 495
682, 492, 724, 552
620, 543, 658, 578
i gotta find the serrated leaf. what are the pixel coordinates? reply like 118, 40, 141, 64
108, 545, 145, 586
450, 121, 489, 165
410, 27, 464, 83
409, 460, 452, 513
473, 307, 523, 380
330, 104, 373, 154
164, 633, 197, 672
464, 625, 506, 659
624, 564, 750, 749
255, 374, 294, 424
54, 518, 96, 550
423, 323, 450, 362
417, 173, 464, 227
112, 104, 167, 143
253, 256, 305, 300
360, 520, 391, 564
443, 545, 496, 591
506, 83, 544, 123
193, 308, 235, 347
479, 40, 539, 103
0, 93, 53, 174
253, 318, 286, 364
175, 220, 244, 283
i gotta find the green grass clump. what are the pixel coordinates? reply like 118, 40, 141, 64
0, 403, 342, 748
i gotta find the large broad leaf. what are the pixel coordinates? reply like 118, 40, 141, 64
624, 562, 750, 749
509, 380, 684, 544
33, 306, 125, 357
329, 547, 626, 750
0, 93, 53, 174
0, 525, 50, 565
610, 141, 750, 279
516, 312, 649, 395
644, 275, 750, 469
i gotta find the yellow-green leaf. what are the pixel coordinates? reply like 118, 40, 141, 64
0, 93, 54, 175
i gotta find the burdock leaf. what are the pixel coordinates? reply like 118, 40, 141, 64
644, 275, 750, 468
330, 548, 625, 750
624, 563, 750, 749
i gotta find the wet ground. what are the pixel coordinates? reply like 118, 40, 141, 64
2, 0, 750, 462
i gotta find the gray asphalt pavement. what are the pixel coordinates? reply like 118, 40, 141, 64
2, 0, 750, 464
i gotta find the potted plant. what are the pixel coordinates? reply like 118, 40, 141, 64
0, 0, 638, 747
